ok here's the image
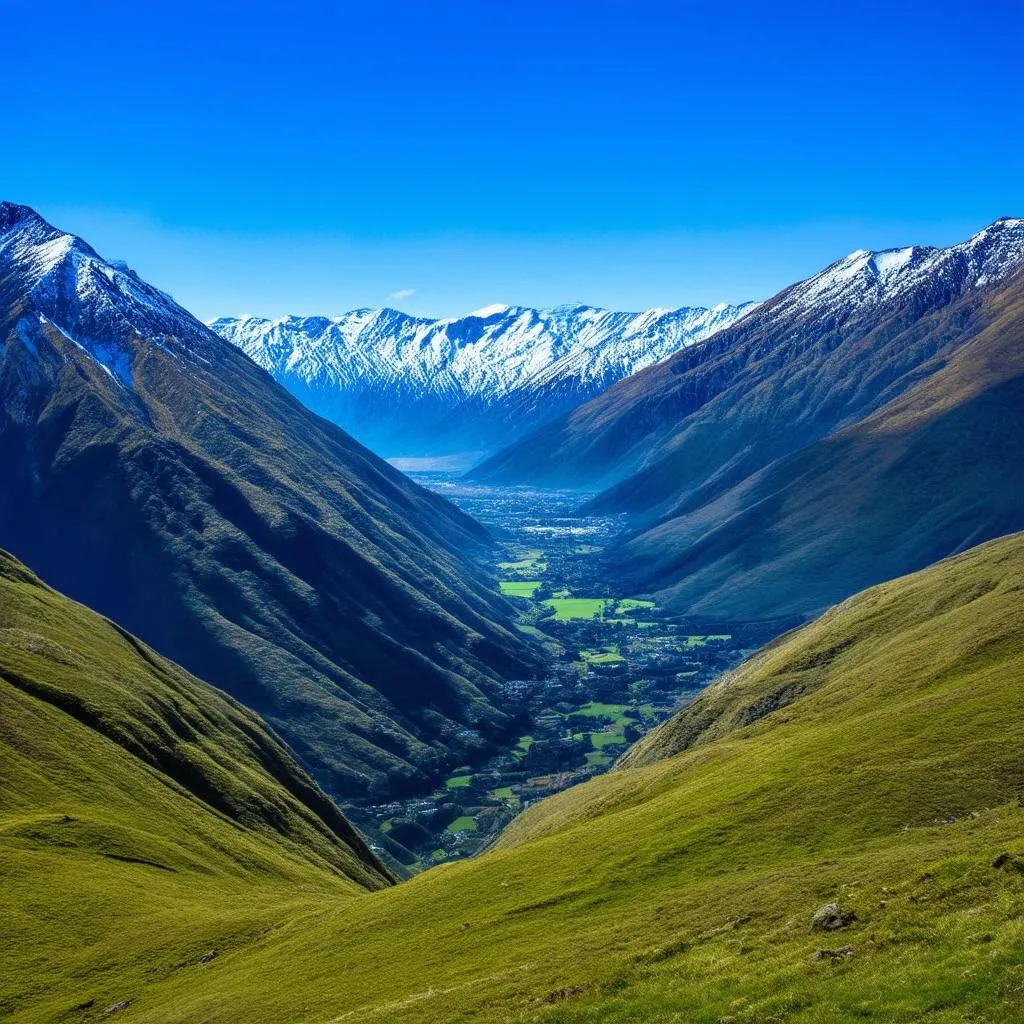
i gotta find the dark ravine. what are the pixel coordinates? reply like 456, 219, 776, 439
0, 202, 544, 801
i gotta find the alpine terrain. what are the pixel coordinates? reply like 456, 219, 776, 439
211, 301, 754, 461
475, 218, 1024, 619
0, 202, 543, 800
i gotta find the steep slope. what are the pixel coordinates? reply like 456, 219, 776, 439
0, 202, 542, 799
473, 218, 1024, 503
0, 549, 390, 1020
9, 533, 1023, 1022
211, 301, 754, 459
608, 268, 1024, 618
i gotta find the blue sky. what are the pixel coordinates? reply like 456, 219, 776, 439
4, 0, 1022, 319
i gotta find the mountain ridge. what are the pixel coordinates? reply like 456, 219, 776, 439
211, 298, 756, 458
472, 216, 1024, 493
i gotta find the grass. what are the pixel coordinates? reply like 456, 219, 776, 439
500, 580, 543, 598
6, 534, 1024, 1023
614, 598, 655, 613
445, 774, 472, 789
498, 552, 548, 575
0, 551, 391, 1022
445, 816, 477, 833
589, 727, 628, 749
512, 735, 535, 759
576, 701, 630, 719
516, 623, 547, 638
544, 598, 611, 620
679, 633, 732, 648
581, 648, 625, 666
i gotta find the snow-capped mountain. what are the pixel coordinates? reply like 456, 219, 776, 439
211, 300, 756, 460
0, 202, 220, 395
472, 216, 1024, 494
772, 216, 1024, 323
0, 201, 543, 798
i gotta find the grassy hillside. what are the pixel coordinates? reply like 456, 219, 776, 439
613, 271, 1024, 619
0, 550, 392, 1020
9, 533, 1022, 1022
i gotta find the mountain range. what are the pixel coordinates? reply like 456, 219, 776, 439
0, 202, 542, 800
211, 300, 754, 460
475, 218, 1024, 619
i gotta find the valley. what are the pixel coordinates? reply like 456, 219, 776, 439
4, 5, 1022, 1018
348, 475, 788, 872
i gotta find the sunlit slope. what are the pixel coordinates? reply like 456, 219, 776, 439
85, 533, 1024, 1024
0, 551, 391, 1021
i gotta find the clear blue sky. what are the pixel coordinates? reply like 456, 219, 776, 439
4, 0, 1022, 319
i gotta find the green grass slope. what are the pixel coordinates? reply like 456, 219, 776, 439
614, 270, 1024, 619
14, 532, 1021, 1023
0, 550, 392, 1021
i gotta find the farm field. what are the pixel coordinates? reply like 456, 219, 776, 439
544, 596, 610, 620
499, 580, 542, 597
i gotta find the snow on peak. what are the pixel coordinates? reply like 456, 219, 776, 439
779, 217, 1024, 320
0, 202, 223, 386
869, 246, 916, 280
467, 303, 513, 319
212, 299, 756, 409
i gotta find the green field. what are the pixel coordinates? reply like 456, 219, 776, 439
581, 648, 625, 665
513, 735, 535, 757
445, 774, 472, 789
576, 701, 630, 719
680, 633, 732, 648
445, 816, 477, 833
614, 598, 656, 613
544, 597, 610, 620
499, 580, 542, 598
498, 549, 547, 574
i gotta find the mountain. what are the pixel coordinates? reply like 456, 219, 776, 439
8, 532, 1024, 1021
608, 269, 1024, 618
0, 202, 542, 800
0, 547, 390, 1019
473, 218, 1024, 617
211, 301, 755, 460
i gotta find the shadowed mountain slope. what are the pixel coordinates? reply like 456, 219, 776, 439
0, 202, 543, 799
7, 532, 1023, 1022
473, 219, 1024, 620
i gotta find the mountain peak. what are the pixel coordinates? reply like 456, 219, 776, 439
0, 200, 48, 235
0, 203, 224, 388
466, 303, 515, 319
